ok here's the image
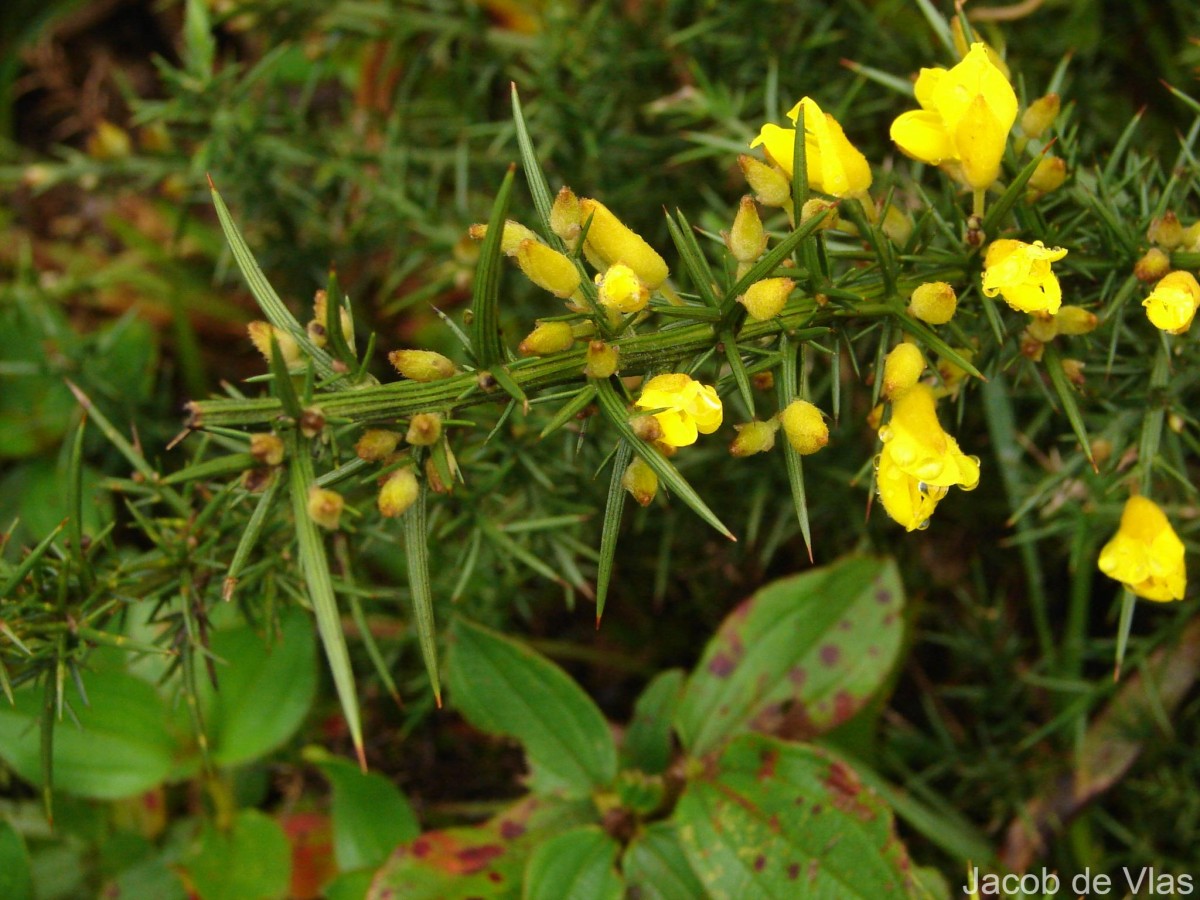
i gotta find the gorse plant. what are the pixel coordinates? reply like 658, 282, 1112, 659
4, 0, 1200, 895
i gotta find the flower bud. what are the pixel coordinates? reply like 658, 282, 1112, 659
779, 400, 828, 455
800, 198, 839, 231
882, 343, 925, 400
908, 282, 957, 325
937, 349, 974, 395
1134, 247, 1171, 283
241, 467, 274, 493
1148, 212, 1184, 251
86, 120, 132, 160
139, 121, 172, 154
880, 205, 913, 247
621, 457, 658, 507
596, 264, 649, 313
550, 186, 582, 245
406, 412, 443, 446
356, 429, 401, 461
630, 414, 663, 443
724, 196, 767, 263
516, 239, 581, 299
737, 154, 791, 207
1060, 358, 1086, 386
1091, 438, 1113, 467
1026, 156, 1067, 197
1182, 221, 1200, 252
307, 486, 344, 530
584, 340, 619, 379
1020, 93, 1060, 139
299, 407, 326, 438
1025, 314, 1058, 343
250, 433, 285, 467
866, 403, 884, 431
730, 419, 779, 457
378, 468, 419, 518
739, 277, 794, 321
579, 198, 669, 290
518, 320, 575, 356
1055, 305, 1098, 335
389, 349, 459, 382
467, 219, 540, 256
247, 321, 302, 366
1020, 332, 1044, 361
309, 289, 355, 351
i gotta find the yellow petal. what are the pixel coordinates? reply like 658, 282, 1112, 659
689, 384, 724, 433
935, 44, 1017, 136
954, 95, 1006, 190
913, 67, 947, 110
890, 110, 955, 166
876, 449, 943, 531
750, 123, 797, 177
656, 410, 698, 447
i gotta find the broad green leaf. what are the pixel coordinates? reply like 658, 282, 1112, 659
0, 819, 34, 900
522, 826, 622, 900
369, 795, 593, 900
325, 870, 375, 900
7, 459, 111, 544
447, 619, 617, 797
622, 822, 705, 900
675, 555, 904, 757
184, 809, 291, 900
0, 306, 76, 459
311, 751, 420, 872
108, 855, 188, 900
0, 669, 175, 799
674, 735, 928, 898
201, 611, 317, 767
620, 669, 685, 775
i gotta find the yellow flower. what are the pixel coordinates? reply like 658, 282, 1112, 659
981, 239, 1068, 314
751, 97, 872, 197
1097, 496, 1186, 602
890, 43, 1018, 190
876, 384, 979, 531
1143, 270, 1200, 335
634, 373, 723, 448
596, 264, 650, 313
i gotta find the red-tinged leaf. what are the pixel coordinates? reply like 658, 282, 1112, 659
369, 795, 593, 900
673, 735, 930, 898
279, 812, 336, 900
674, 555, 904, 757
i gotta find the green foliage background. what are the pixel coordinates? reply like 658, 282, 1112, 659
2, 0, 1200, 896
